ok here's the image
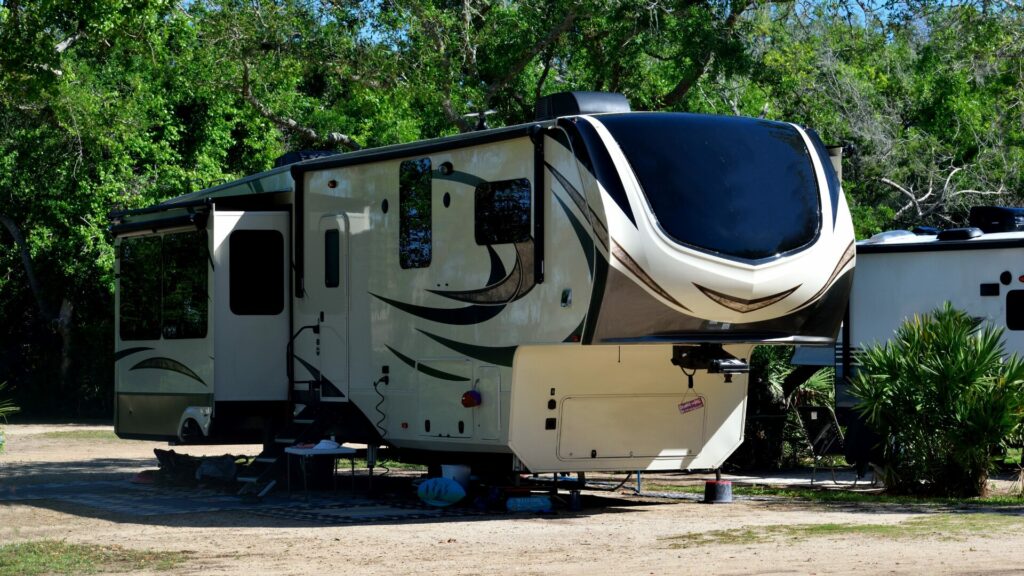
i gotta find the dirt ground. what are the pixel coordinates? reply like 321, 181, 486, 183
3, 423, 1024, 576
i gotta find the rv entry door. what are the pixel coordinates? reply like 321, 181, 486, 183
308, 214, 350, 402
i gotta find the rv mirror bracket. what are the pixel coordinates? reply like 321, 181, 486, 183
671, 345, 749, 382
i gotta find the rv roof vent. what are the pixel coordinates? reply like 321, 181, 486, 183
864, 229, 914, 244
968, 206, 1024, 233
912, 225, 940, 235
936, 227, 983, 241
535, 91, 631, 121
273, 150, 342, 168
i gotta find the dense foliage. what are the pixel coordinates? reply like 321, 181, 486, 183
728, 345, 835, 470
852, 303, 1024, 497
1, 0, 1023, 416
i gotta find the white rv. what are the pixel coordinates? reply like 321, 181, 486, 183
110, 92, 854, 479
825, 208, 1024, 409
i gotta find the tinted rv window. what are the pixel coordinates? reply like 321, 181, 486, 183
399, 157, 432, 269
1008, 290, 1024, 330
229, 230, 284, 315
596, 113, 820, 261
119, 235, 162, 340
162, 231, 209, 339
325, 229, 340, 288
475, 178, 531, 245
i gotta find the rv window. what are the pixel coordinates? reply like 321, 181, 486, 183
475, 179, 532, 245
229, 230, 285, 316
119, 235, 162, 340
399, 157, 432, 269
162, 231, 209, 339
1008, 290, 1024, 330
325, 229, 340, 288
596, 113, 820, 261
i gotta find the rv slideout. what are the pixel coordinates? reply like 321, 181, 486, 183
110, 91, 855, 477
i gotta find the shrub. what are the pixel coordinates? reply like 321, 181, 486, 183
0, 381, 19, 454
0, 381, 18, 420
851, 303, 1024, 496
729, 346, 835, 470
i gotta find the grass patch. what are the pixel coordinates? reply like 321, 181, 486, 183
0, 540, 188, 575
644, 482, 1024, 506
34, 430, 119, 441
999, 447, 1022, 467
662, 513, 1024, 549
352, 458, 426, 471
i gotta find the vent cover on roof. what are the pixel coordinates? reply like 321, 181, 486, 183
968, 206, 1024, 233
273, 150, 342, 168
937, 227, 983, 241
535, 91, 631, 121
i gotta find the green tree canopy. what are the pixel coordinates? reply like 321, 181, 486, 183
1, 0, 1023, 415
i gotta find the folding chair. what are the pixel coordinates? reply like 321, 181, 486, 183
797, 406, 846, 484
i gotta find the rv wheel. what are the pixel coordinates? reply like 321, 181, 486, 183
180, 418, 203, 443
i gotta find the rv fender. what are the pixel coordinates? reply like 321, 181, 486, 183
177, 406, 212, 443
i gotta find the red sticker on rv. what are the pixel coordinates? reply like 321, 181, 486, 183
678, 397, 704, 414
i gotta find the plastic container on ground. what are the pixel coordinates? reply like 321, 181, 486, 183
441, 464, 471, 489
506, 495, 553, 513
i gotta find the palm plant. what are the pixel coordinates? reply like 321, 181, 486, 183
789, 367, 835, 409
0, 381, 17, 421
852, 303, 1024, 496
0, 381, 19, 454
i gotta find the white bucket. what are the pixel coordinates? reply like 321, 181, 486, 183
440, 464, 471, 489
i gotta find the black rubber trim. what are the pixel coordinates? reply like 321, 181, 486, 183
531, 125, 546, 284
600, 333, 838, 345
109, 213, 207, 236
115, 432, 178, 442
108, 198, 212, 219
858, 236, 1024, 254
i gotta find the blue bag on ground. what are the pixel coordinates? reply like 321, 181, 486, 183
417, 477, 466, 507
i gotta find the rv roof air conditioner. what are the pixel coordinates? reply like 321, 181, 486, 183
534, 91, 631, 121
936, 227, 983, 241
864, 230, 915, 244
969, 206, 1024, 234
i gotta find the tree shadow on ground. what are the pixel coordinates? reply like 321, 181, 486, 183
0, 458, 667, 528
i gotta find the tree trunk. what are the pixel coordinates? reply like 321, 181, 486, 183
1, 214, 72, 409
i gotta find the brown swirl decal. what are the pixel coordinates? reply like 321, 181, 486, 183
611, 240, 690, 311
788, 240, 856, 312
546, 161, 609, 247
428, 239, 535, 304
695, 283, 801, 313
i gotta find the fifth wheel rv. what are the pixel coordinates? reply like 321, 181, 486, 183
110, 92, 855, 484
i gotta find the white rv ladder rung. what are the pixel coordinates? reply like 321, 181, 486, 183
257, 479, 277, 499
